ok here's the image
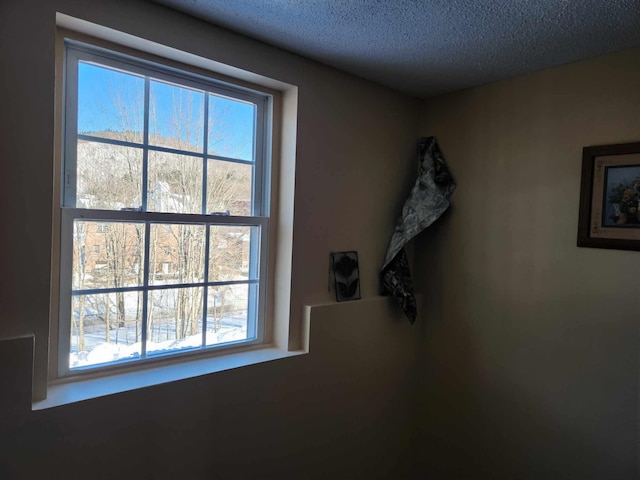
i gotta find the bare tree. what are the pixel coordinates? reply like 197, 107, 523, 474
72, 75, 252, 364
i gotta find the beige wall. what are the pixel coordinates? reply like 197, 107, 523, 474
0, 0, 418, 388
0, 0, 422, 478
4, 0, 638, 477
416, 48, 640, 478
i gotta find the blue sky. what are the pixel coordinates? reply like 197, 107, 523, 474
77, 61, 255, 161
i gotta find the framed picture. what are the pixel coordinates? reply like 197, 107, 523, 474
330, 251, 361, 302
578, 141, 640, 250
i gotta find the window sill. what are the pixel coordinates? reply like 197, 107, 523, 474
33, 347, 305, 410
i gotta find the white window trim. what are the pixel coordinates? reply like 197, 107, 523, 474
58, 39, 272, 377
41, 14, 301, 406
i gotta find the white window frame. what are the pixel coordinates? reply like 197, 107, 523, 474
57, 40, 272, 378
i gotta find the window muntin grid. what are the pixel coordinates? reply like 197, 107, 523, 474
59, 41, 270, 375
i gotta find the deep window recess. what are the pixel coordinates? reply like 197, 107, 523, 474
58, 40, 270, 376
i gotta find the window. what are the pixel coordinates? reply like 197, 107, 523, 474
57, 40, 270, 376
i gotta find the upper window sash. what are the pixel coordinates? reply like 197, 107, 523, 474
63, 41, 270, 217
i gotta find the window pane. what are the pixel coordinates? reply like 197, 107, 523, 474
148, 151, 203, 214
77, 141, 143, 210
205, 284, 252, 346
149, 80, 204, 153
72, 221, 145, 291
149, 224, 205, 286
207, 160, 252, 215
70, 291, 143, 369
208, 95, 255, 162
147, 287, 204, 354
78, 62, 144, 143
209, 226, 258, 282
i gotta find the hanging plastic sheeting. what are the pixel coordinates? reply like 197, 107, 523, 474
381, 137, 456, 323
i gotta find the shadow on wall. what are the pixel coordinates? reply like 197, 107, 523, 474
413, 208, 636, 479
0, 298, 424, 480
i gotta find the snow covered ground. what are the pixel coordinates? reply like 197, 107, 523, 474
70, 313, 248, 369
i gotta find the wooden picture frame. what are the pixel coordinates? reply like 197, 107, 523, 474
578, 141, 640, 251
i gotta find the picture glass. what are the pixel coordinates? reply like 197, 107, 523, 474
602, 164, 640, 227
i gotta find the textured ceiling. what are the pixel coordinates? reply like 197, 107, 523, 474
151, 0, 640, 98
